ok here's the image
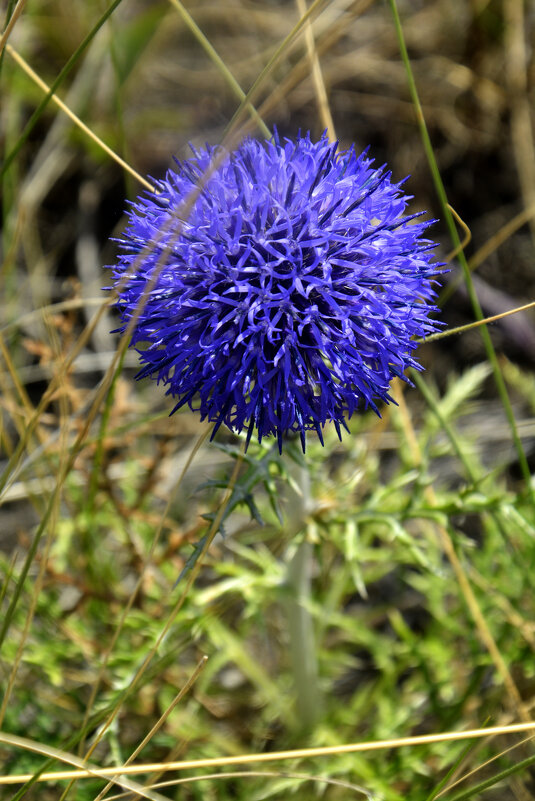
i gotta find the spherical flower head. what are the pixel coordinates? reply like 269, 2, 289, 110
108, 132, 445, 452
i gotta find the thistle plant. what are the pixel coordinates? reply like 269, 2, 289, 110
4, 0, 535, 795
108, 132, 444, 452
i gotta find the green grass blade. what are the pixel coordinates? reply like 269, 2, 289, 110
168, 0, 270, 139
445, 750, 535, 801
224, 0, 327, 140
388, 0, 532, 496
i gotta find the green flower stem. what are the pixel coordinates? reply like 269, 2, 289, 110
284, 458, 321, 731
286, 537, 321, 730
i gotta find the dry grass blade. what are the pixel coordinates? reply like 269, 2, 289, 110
224, 0, 328, 140
103, 770, 373, 799
388, 0, 533, 491
0, 298, 105, 337
0, 298, 111, 501
5, 44, 154, 191
421, 300, 535, 343
504, 0, 535, 243
0, 0, 26, 55
391, 382, 529, 721
295, 0, 336, 140
445, 204, 471, 262
68, 446, 244, 786
469, 202, 535, 272
167, 0, 270, 138
77, 426, 212, 758
91, 656, 208, 801
0, 732, 171, 800
0, 373, 66, 728
441, 202, 535, 305
435, 734, 535, 798
2, 723, 535, 785
255, 0, 374, 127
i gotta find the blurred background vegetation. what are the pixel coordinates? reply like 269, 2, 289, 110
1, 0, 535, 799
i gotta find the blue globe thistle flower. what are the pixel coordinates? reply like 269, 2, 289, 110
108, 132, 444, 452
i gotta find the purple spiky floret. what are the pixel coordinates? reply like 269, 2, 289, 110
108, 132, 445, 452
